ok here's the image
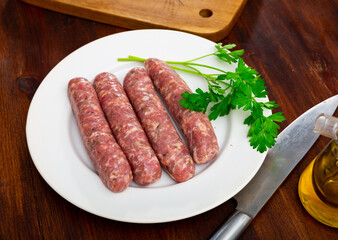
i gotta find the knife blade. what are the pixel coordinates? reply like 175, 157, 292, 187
210, 94, 338, 240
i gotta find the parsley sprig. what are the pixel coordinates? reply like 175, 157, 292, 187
118, 43, 285, 153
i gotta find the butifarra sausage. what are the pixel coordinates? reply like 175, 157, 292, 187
68, 77, 132, 192
94, 72, 162, 186
124, 67, 195, 182
145, 59, 219, 164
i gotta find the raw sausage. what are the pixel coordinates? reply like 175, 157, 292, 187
124, 67, 195, 182
145, 58, 219, 164
68, 77, 132, 193
94, 72, 162, 186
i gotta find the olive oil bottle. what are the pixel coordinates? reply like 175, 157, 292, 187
298, 114, 338, 228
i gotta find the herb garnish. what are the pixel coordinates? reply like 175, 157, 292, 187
118, 43, 285, 153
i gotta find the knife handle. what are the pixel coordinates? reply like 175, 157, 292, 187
209, 210, 253, 240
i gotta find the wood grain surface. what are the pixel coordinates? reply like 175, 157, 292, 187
0, 0, 337, 239
20, 0, 247, 41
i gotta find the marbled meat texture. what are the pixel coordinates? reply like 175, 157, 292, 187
124, 67, 195, 182
94, 72, 162, 186
68, 77, 132, 193
145, 58, 219, 164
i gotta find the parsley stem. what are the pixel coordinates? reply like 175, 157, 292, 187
184, 53, 215, 63
118, 56, 227, 76
117, 55, 147, 62
184, 65, 213, 87
167, 61, 227, 74
215, 80, 231, 87
168, 65, 202, 76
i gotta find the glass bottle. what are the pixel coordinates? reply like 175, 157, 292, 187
298, 113, 338, 228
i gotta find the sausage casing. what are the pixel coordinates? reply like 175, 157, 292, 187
68, 77, 132, 192
145, 58, 219, 164
124, 67, 195, 182
94, 72, 162, 186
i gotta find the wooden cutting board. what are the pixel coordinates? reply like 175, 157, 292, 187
22, 0, 247, 41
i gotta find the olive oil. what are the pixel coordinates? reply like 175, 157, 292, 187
312, 140, 338, 207
298, 114, 338, 228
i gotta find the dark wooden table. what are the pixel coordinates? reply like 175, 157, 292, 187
1, 0, 337, 239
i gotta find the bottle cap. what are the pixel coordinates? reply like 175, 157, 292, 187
313, 113, 338, 140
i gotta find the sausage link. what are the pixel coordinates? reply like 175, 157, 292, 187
94, 72, 162, 186
68, 77, 132, 193
145, 58, 219, 164
124, 67, 195, 182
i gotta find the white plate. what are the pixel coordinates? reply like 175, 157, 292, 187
26, 29, 268, 223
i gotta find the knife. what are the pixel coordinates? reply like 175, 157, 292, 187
210, 94, 338, 240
